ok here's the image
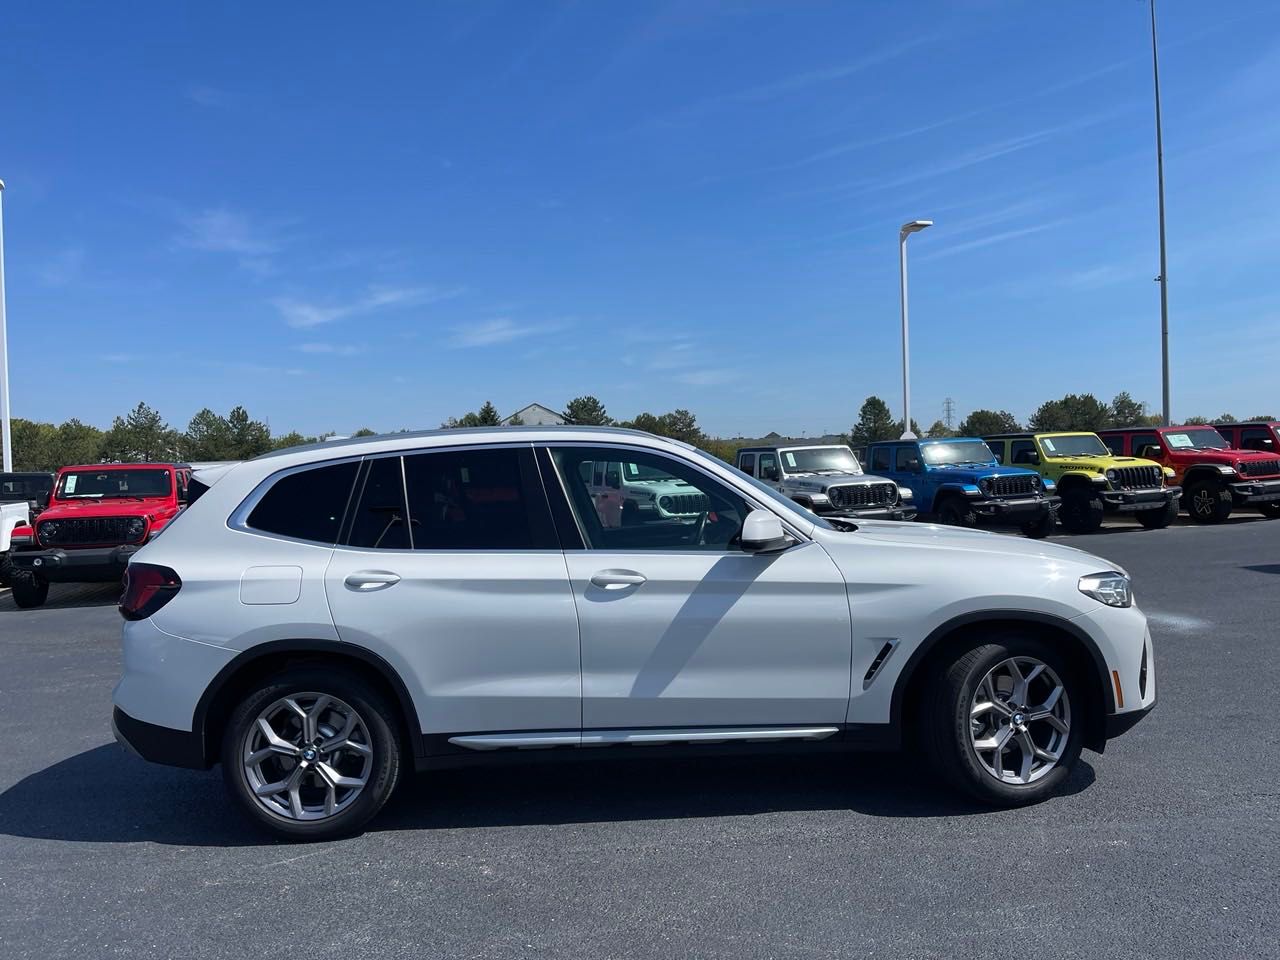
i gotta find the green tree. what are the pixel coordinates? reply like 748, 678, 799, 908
1109, 392, 1149, 427
505, 414, 525, 426
351, 427, 378, 437
270, 431, 314, 451
184, 408, 234, 461
1214, 413, 1237, 425
226, 406, 272, 458
1182, 415, 1211, 425
957, 409, 1020, 437
1028, 394, 1110, 433
925, 420, 952, 438
849, 396, 897, 447
563, 395, 612, 426
475, 401, 502, 426
55, 418, 104, 466
101, 402, 178, 462
895, 418, 922, 437
617, 409, 707, 445
1247, 414, 1276, 422
11, 418, 60, 471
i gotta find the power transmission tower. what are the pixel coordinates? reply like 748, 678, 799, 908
943, 397, 955, 431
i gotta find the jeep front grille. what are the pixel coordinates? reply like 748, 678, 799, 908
38, 516, 143, 547
661, 493, 710, 515
1112, 466, 1163, 490
985, 475, 1038, 497
827, 483, 896, 509
1239, 459, 1280, 477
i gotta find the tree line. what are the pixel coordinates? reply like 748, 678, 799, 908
6, 393, 1275, 474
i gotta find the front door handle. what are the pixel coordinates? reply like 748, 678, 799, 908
344, 571, 401, 591
590, 569, 647, 590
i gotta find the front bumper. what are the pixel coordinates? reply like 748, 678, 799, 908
112, 706, 207, 769
1100, 485, 1181, 513
10, 544, 141, 582
971, 494, 1059, 519
1228, 477, 1280, 504
819, 504, 916, 522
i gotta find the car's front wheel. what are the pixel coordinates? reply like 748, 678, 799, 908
1183, 479, 1232, 523
1058, 489, 1104, 533
9, 571, 49, 608
923, 636, 1082, 806
1019, 509, 1056, 539
221, 669, 403, 840
1138, 498, 1179, 529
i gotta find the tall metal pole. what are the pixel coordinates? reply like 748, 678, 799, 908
0, 179, 13, 472
898, 232, 913, 440
1150, 0, 1171, 426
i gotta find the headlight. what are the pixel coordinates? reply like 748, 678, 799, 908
1105, 469, 1118, 482
40, 521, 59, 541
809, 493, 830, 505
126, 517, 147, 541
978, 478, 992, 494
1216, 465, 1237, 475
659, 496, 672, 510
899, 487, 913, 500
1078, 571, 1132, 608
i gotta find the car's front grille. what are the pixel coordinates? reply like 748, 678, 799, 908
38, 516, 141, 546
828, 483, 896, 509
1239, 459, 1280, 477
661, 493, 710, 515
1112, 466, 1163, 490
986, 475, 1038, 497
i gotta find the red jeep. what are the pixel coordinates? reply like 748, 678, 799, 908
7, 462, 191, 608
1099, 426, 1280, 523
1213, 421, 1280, 455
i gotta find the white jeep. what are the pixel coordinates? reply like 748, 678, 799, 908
735, 444, 915, 521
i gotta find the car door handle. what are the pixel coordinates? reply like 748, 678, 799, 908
590, 570, 647, 589
344, 571, 401, 591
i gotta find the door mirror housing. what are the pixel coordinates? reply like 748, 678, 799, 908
740, 510, 792, 554
761, 465, 780, 482
905, 457, 922, 472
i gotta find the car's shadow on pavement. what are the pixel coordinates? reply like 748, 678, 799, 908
0, 744, 1096, 847
0, 582, 119, 612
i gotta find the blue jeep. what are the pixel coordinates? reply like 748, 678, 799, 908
864, 437, 1059, 538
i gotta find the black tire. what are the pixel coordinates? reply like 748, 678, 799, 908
1138, 498, 1179, 529
937, 496, 978, 528
1182, 478, 1232, 524
1058, 489, 1104, 534
922, 634, 1083, 807
0, 553, 12, 587
221, 668, 403, 841
1257, 502, 1280, 520
1019, 508, 1056, 540
10, 571, 49, 609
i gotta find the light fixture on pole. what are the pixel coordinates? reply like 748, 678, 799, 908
0, 178, 12, 473
898, 219, 932, 440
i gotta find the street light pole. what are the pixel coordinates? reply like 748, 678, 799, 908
0, 179, 12, 472
898, 219, 932, 440
1149, 0, 1171, 426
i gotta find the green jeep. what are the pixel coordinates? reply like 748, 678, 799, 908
983, 432, 1181, 534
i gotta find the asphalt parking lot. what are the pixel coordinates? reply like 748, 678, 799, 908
1, 517, 1277, 960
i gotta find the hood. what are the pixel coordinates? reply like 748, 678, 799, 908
783, 473, 885, 493
1169, 447, 1277, 466
835, 518, 1120, 571
925, 464, 1037, 482
1044, 454, 1155, 472
38, 496, 177, 522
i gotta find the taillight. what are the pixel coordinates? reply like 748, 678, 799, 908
119, 563, 182, 621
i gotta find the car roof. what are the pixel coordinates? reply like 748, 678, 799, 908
59, 462, 190, 471
735, 443, 848, 454
1216, 421, 1279, 428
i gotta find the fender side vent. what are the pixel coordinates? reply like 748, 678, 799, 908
863, 640, 899, 689
1139, 643, 1149, 699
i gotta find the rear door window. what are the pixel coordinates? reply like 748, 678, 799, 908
246, 461, 359, 544
870, 447, 891, 471
738, 453, 756, 476
1010, 440, 1037, 465
347, 456, 412, 550
1102, 435, 1126, 456
1241, 428, 1275, 452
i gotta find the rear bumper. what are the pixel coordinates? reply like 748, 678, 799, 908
10, 544, 139, 581
112, 706, 207, 769
972, 495, 1059, 518
1101, 486, 1180, 512
1228, 478, 1280, 504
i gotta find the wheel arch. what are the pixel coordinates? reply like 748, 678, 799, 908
1182, 465, 1225, 487
930, 485, 970, 514
192, 639, 423, 768
891, 611, 1113, 753
1054, 472, 1096, 494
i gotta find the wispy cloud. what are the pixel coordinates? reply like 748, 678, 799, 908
918, 218, 1075, 261
448, 318, 563, 348
36, 247, 85, 286
272, 285, 462, 329
176, 207, 286, 274
295, 342, 365, 356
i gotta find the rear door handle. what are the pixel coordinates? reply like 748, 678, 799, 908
344, 571, 401, 591
590, 569, 647, 589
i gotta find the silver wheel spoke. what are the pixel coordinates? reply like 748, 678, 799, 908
324, 738, 372, 758
1015, 731, 1035, 782
969, 657, 1071, 786
1028, 684, 1064, 719
316, 761, 366, 791
255, 718, 300, 757
974, 724, 1013, 754
302, 695, 332, 742
1042, 714, 1069, 735
1007, 660, 1028, 704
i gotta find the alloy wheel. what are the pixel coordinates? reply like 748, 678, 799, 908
1192, 488, 1215, 518
968, 657, 1071, 785
241, 693, 374, 822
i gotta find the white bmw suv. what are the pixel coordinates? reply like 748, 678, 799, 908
113, 427, 1155, 839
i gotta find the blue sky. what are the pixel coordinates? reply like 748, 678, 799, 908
2, 1, 1277, 438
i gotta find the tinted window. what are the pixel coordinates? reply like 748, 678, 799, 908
989, 442, 1005, 464
758, 453, 779, 480
1241, 428, 1275, 452
1130, 434, 1161, 457
870, 447, 891, 471
738, 453, 756, 476
348, 456, 412, 550
895, 447, 917, 471
1010, 440, 1037, 465
1102, 435, 1125, 456
404, 447, 547, 550
247, 461, 358, 544
550, 447, 750, 551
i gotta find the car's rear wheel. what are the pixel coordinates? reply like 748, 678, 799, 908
1138, 498, 1179, 529
1183, 479, 1232, 523
937, 496, 978, 528
1058, 489, 1104, 533
1019, 509, 1056, 539
221, 669, 402, 840
923, 636, 1082, 806
10, 571, 49, 609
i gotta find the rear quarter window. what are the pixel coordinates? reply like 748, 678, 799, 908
245, 461, 359, 544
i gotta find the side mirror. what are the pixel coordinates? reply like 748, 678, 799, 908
905, 458, 921, 472
1024, 452, 1041, 466
1139, 445, 1162, 460
740, 510, 792, 554
762, 466, 780, 482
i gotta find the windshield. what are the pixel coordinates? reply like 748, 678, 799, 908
623, 461, 686, 482
921, 440, 997, 466
1163, 429, 1229, 451
780, 447, 860, 474
56, 469, 172, 499
1040, 435, 1109, 458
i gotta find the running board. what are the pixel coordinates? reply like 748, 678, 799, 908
448, 726, 840, 752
